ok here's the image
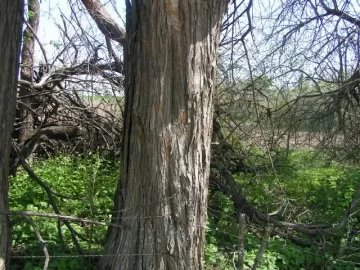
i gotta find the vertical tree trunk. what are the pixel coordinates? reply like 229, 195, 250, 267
0, 1, 24, 269
18, 0, 40, 147
101, 1, 228, 269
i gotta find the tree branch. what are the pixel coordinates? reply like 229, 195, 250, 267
210, 162, 360, 236
80, 0, 126, 46
319, 0, 360, 28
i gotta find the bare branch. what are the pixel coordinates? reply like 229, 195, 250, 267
80, 0, 126, 46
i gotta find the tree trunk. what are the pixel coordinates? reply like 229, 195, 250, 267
18, 0, 40, 147
101, 1, 228, 269
0, 1, 24, 269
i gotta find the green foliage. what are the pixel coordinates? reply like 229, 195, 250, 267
27, 10, 35, 19
49, 40, 62, 50
205, 150, 360, 269
9, 154, 119, 269
9, 150, 360, 269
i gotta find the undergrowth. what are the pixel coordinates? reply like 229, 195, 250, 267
8, 150, 360, 269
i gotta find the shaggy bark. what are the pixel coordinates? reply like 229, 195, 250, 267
0, 1, 24, 269
99, 1, 228, 269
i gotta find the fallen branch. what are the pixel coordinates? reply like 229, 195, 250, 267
210, 161, 360, 235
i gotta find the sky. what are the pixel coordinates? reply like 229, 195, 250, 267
27, 0, 127, 97
32, 0, 360, 92
34, 0, 126, 63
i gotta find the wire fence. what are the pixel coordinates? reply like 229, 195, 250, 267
4, 207, 244, 269
3, 205, 360, 270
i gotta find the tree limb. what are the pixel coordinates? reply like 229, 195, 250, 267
80, 0, 126, 46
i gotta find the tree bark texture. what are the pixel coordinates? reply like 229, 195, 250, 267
101, 1, 228, 269
18, 0, 40, 147
0, 1, 24, 269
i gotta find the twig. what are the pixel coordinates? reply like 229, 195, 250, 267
252, 224, 273, 270
23, 20, 48, 67
238, 213, 246, 270
22, 215, 50, 270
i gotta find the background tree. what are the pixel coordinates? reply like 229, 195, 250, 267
0, 1, 24, 269
17, 0, 40, 149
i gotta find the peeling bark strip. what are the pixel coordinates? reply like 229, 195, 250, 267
101, 1, 229, 269
0, 0, 24, 269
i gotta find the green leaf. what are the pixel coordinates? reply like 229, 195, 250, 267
28, 10, 35, 18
